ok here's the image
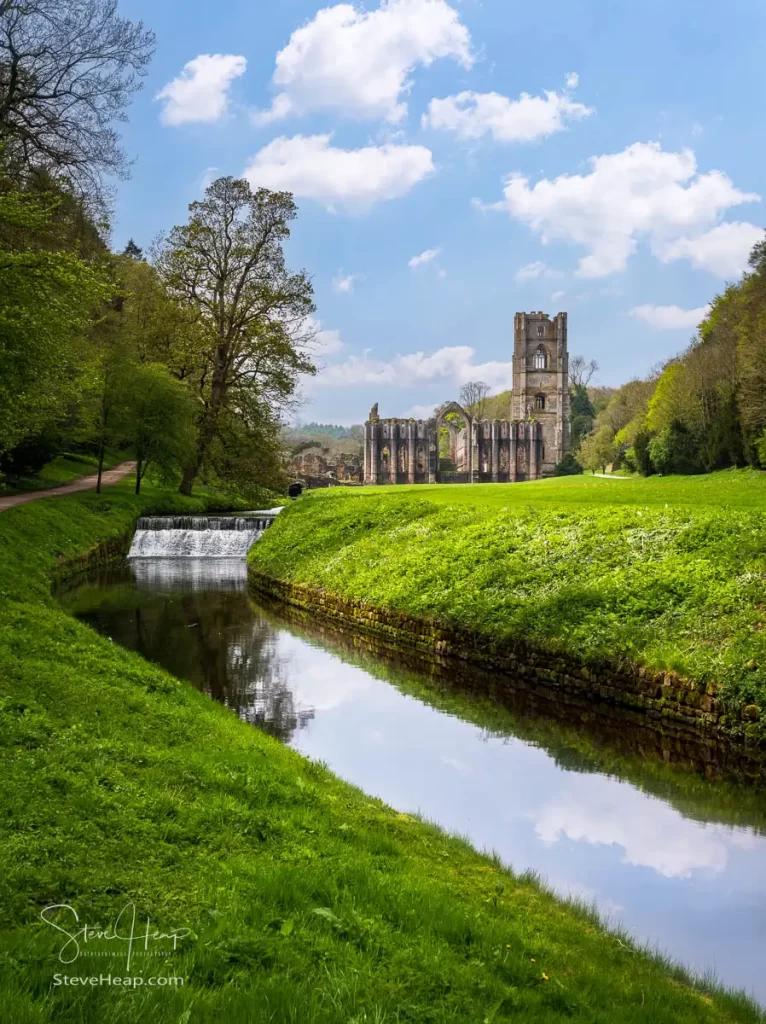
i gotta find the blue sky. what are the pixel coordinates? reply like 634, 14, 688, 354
112, 0, 765, 425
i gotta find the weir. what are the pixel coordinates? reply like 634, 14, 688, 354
128, 515, 277, 558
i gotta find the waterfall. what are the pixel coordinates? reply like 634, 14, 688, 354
128, 516, 276, 559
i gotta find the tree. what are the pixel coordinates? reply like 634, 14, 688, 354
578, 423, 617, 474
459, 380, 490, 422
0, 187, 108, 454
569, 385, 596, 449
0, 0, 155, 205
155, 177, 316, 494
569, 355, 599, 388
120, 363, 194, 494
122, 237, 143, 259
647, 421, 701, 475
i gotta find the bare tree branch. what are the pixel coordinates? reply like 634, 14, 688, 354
0, 0, 155, 209
569, 355, 599, 388
459, 380, 490, 421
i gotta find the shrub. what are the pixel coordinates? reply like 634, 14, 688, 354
648, 422, 702, 475
554, 453, 583, 476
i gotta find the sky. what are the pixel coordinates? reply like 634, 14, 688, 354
112, 0, 766, 425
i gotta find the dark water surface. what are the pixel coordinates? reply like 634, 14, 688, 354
58, 559, 766, 1004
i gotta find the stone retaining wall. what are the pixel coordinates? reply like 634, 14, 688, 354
249, 569, 766, 771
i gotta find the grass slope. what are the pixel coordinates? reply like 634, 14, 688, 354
249, 481, 766, 713
0, 484, 762, 1021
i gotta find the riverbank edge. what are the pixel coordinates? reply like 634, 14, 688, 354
247, 569, 766, 773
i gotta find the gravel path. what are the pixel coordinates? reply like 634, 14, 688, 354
0, 462, 136, 512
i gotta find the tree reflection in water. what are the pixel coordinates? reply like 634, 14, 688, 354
63, 559, 315, 744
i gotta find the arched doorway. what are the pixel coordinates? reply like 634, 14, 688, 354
434, 402, 473, 483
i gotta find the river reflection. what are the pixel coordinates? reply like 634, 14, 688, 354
58, 559, 766, 1004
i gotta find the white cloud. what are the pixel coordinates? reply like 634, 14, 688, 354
438, 268, 448, 279
243, 134, 434, 212
423, 87, 592, 143
305, 317, 344, 357
199, 166, 220, 191
409, 247, 441, 268
630, 304, 711, 330
515, 260, 562, 281
551, 289, 565, 302
156, 54, 246, 125
311, 344, 514, 391
333, 273, 359, 294
403, 403, 438, 419
490, 141, 760, 278
257, 0, 473, 124
658, 221, 763, 278
566, 72, 579, 89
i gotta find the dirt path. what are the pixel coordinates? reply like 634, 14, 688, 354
0, 462, 136, 512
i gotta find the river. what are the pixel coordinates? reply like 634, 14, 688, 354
57, 557, 766, 1005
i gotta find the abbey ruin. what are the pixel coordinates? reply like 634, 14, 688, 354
364, 311, 570, 485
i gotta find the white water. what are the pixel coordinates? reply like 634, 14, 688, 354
128, 516, 273, 559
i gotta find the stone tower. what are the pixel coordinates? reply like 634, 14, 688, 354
511, 311, 569, 474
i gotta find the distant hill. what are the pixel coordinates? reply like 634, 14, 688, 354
292, 423, 362, 440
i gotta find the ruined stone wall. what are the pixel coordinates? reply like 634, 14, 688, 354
364, 415, 543, 484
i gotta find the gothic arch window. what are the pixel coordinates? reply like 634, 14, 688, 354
534, 345, 547, 369
381, 445, 390, 471
535, 393, 546, 411
537, 325, 545, 337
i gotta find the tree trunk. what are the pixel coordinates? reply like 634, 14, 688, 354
96, 440, 105, 494
135, 458, 142, 495
179, 465, 195, 496
179, 380, 224, 495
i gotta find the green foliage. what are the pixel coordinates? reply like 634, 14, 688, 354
578, 423, 616, 472
155, 177, 316, 494
569, 385, 596, 449
0, 487, 760, 1022
575, 230, 766, 478
0, 187, 109, 454
553, 453, 583, 476
482, 389, 513, 420
251, 481, 766, 712
294, 423, 360, 439
120, 363, 195, 493
647, 422, 703, 476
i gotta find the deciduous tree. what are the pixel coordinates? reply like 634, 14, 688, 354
459, 380, 490, 421
120, 363, 194, 494
155, 177, 316, 494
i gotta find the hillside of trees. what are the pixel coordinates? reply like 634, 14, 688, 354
578, 238, 766, 475
0, 0, 315, 500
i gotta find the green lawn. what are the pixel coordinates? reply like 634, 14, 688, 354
348, 467, 766, 509
0, 486, 761, 1021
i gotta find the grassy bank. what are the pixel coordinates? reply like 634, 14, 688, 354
0, 497, 761, 1019
249, 481, 766, 717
